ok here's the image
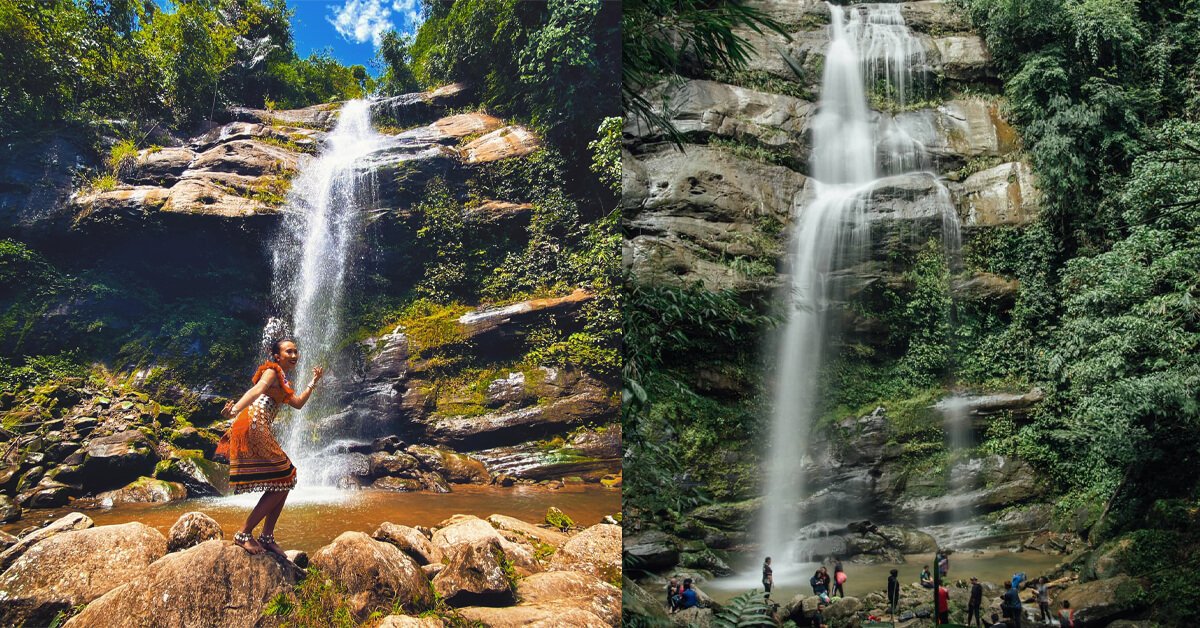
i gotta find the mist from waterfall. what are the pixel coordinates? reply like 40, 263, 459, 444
754, 2, 963, 573
266, 99, 388, 492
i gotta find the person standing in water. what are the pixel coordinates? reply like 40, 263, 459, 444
216, 338, 324, 555
1036, 577, 1052, 621
833, 559, 846, 598
762, 557, 774, 600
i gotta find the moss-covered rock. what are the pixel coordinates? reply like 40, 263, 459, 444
545, 506, 575, 531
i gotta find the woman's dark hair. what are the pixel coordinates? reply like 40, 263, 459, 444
270, 338, 296, 359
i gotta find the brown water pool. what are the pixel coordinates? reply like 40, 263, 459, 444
4, 484, 620, 554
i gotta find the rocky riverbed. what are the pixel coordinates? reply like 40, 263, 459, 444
0, 509, 621, 627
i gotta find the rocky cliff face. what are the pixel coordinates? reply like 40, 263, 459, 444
624, 0, 1036, 298
0, 83, 617, 520
623, 0, 1057, 570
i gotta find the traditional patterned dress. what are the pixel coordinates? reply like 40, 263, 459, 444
215, 361, 298, 494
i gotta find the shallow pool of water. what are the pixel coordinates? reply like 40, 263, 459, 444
703, 550, 1062, 605
4, 484, 620, 554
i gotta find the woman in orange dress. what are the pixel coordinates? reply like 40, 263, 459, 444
215, 339, 324, 555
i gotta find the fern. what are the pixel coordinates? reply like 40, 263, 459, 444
712, 590, 777, 627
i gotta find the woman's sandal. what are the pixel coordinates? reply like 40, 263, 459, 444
234, 531, 264, 554
258, 532, 286, 557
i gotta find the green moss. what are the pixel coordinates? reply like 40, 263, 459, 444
391, 299, 471, 356
545, 507, 574, 531
707, 68, 816, 101
494, 548, 520, 598
708, 136, 797, 169
257, 135, 316, 154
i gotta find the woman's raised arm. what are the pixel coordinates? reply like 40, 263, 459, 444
222, 369, 276, 419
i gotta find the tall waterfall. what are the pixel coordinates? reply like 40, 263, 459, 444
268, 99, 387, 491
756, 3, 961, 569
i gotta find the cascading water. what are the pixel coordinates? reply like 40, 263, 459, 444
754, 2, 962, 576
266, 99, 389, 493
938, 394, 975, 525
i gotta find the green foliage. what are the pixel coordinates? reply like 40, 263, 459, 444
0, 352, 88, 397
708, 136, 795, 169
898, 241, 953, 384
711, 590, 777, 627
107, 139, 139, 176
408, 0, 618, 145
261, 567, 356, 627
624, 281, 775, 519
588, 116, 622, 193
375, 30, 419, 95
0, 0, 370, 132
414, 178, 474, 303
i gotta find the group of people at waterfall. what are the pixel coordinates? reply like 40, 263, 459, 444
746, 553, 1078, 627
214, 338, 324, 556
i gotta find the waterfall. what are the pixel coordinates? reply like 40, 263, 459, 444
755, 2, 962, 571
937, 394, 975, 526
267, 99, 388, 492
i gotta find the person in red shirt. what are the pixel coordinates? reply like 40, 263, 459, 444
937, 584, 950, 624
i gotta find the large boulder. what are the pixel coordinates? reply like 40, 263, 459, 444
96, 476, 187, 505
0, 522, 166, 627
669, 606, 715, 627
953, 161, 1040, 226
623, 530, 682, 572
431, 538, 516, 607
430, 516, 540, 576
486, 514, 570, 548
310, 531, 433, 620
516, 570, 621, 626
406, 445, 490, 484
0, 495, 19, 523
455, 604, 610, 627
1054, 574, 1147, 626
167, 511, 224, 552
622, 576, 670, 622
460, 126, 540, 164
629, 79, 814, 161
154, 452, 226, 496
550, 523, 621, 583
64, 540, 300, 628
78, 430, 160, 492
0, 512, 92, 572
376, 616, 447, 628
372, 522, 441, 565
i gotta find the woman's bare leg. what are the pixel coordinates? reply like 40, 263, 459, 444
261, 490, 289, 535
232, 494, 274, 552
258, 491, 290, 556
234, 492, 277, 554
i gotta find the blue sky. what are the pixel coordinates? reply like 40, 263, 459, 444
292, 0, 423, 71
153, 0, 423, 73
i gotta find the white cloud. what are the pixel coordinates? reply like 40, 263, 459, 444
327, 0, 395, 46
392, 0, 423, 33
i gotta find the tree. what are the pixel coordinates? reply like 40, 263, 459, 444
376, 30, 419, 95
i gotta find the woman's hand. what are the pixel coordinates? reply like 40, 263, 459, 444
312, 366, 325, 384
221, 400, 235, 419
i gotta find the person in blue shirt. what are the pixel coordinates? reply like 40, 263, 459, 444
680, 578, 699, 610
